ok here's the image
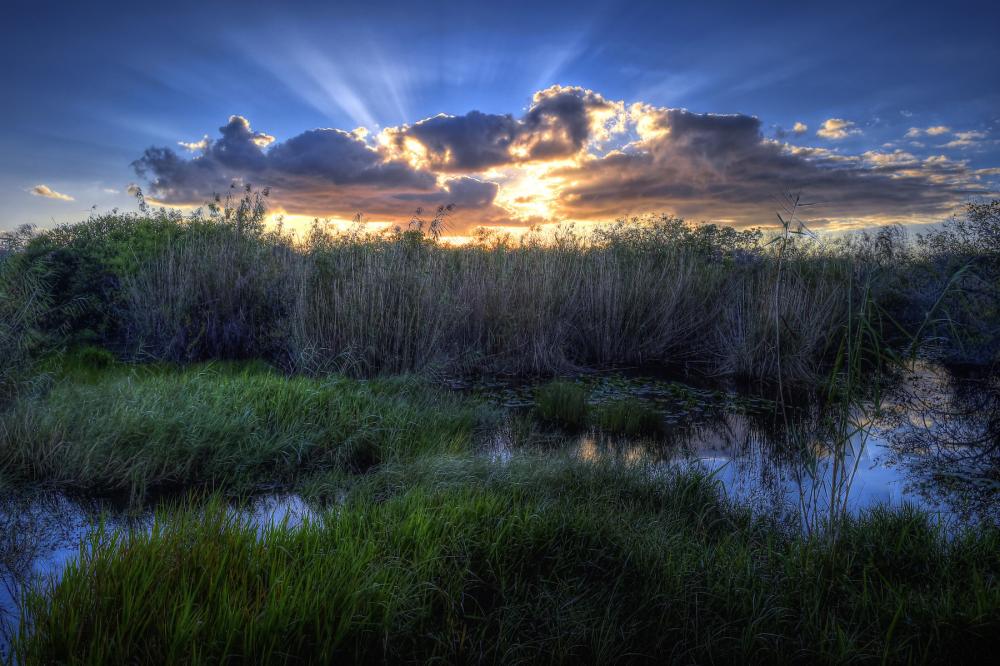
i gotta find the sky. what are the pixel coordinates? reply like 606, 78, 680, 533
3, 0, 999, 236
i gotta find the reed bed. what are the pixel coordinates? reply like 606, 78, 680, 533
109, 214, 855, 384
5, 197, 998, 388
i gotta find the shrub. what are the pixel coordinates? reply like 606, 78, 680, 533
0, 226, 49, 403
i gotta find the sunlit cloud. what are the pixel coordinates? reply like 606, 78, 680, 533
817, 118, 861, 140
130, 87, 999, 235
941, 130, 988, 149
906, 125, 952, 138
29, 184, 74, 201
179, 136, 210, 152
378, 86, 625, 172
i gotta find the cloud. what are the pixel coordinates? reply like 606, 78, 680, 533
131, 90, 998, 233
906, 125, 952, 138
941, 130, 988, 149
379, 85, 624, 172
133, 115, 504, 224
547, 106, 995, 227
179, 136, 210, 152
817, 118, 861, 140
29, 184, 74, 201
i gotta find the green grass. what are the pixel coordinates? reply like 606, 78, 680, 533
12, 458, 1000, 664
534, 380, 590, 429
594, 398, 665, 436
0, 360, 489, 498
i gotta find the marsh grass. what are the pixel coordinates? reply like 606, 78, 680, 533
6, 196, 1000, 663
534, 380, 590, 429
593, 398, 665, 436
5, 204, 864, 385
0, 361, 489, 499
12, 458, 1000, 664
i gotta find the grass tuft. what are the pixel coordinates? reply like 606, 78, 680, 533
534, 380, 590, 429
593, 398, 665, 436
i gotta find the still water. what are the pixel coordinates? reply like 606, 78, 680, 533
482, 362, 998, 527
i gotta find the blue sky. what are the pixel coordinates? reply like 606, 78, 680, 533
4, 0, 999, 233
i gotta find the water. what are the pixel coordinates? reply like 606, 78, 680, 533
481, 362, 999, 528
1, 361, 996, 653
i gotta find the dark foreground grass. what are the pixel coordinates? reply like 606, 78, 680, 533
0, 360, 488, 498
12, 459, 1000, 665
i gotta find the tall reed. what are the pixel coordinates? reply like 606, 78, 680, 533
114, 215, 853, 385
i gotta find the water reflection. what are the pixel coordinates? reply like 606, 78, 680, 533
485, 362, 1000, 529
879, 362, 999, 524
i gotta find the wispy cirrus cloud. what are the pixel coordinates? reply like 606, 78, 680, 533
29, 184, 74, 201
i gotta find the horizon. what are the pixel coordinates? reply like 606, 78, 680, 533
4, 0, 999, 236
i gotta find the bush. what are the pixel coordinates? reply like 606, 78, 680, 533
0, 226, 49, 403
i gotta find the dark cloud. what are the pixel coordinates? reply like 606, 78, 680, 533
444, 177, 500, 208
266, 128, 430, 187
394, 111, 519, 172
384, 85, 619, 171
132, 115, 502, 222
550, 106, 996, 226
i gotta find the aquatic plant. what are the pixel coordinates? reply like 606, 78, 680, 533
534, 380, 590, 429
0, 362, 487, 499
593, 398, 665, 436
12, 459, 1000, 664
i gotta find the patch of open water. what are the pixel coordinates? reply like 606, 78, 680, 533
481, 362, 998, 527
